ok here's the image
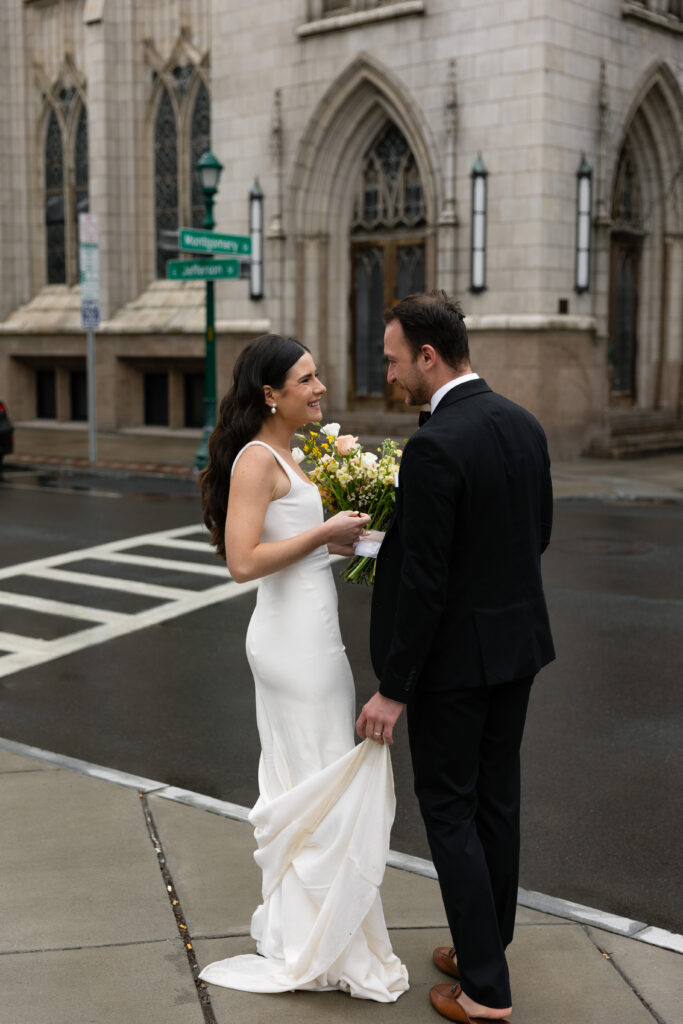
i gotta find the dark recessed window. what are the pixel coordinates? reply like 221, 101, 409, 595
70, 370, 87, 421
144, 372, 169, 426
184, 372, 205, 428
36, 370, 57, 419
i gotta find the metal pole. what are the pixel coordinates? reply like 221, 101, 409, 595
87, 327, 97, 466
194, 186, 217, 472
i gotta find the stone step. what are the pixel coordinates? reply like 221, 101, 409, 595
587, 429, 683, 459
607, 410, 682, 436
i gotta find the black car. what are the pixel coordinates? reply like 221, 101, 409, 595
0, 401, 14, 463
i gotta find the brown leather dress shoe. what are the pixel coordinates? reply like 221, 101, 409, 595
430, 983, 511, 1023
433, 945, 460, 979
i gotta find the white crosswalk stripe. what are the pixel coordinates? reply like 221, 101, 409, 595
0, 524, 258, 679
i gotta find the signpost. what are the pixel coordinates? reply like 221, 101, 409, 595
170, 213, 252, 471
167, 258, 240, 281
178, 228, 250, 257
79, 213, 100, 467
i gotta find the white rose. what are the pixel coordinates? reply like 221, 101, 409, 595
361, 451, 378, 469
291, 447, 305, 464
321, 422, 340, 438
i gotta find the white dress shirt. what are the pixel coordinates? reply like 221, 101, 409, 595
430, 373, 480, 414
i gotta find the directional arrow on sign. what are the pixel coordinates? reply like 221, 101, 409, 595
178, 228, 251, 257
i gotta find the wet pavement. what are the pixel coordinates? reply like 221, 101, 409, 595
0, 457, 681, 935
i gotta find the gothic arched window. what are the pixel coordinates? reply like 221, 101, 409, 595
191, 82, 211, 228
153, 66, 211, 276
352, 123, 426, 232
609, 144, 643, 399
74, 106, 89, 222
612, 145, 642, 229
350, 123, 427, 402
45, 110, 66, 284
155, 89, 179, 277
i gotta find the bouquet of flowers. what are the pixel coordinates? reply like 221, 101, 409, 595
293, 423, 402, 585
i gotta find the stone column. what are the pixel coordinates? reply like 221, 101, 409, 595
0, 0, 32, 319
657, 235, 683, 411
83, 0, 138, 321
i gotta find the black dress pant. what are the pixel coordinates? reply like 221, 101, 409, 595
407, 676, 533, 1009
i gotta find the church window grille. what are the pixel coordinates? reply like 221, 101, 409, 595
612, 145, 642, 229
74, 106, 89, 222
608, 144, 643, 399
191, 82, 211, 228
153, 67, 211, 276
352, 123, 425, 233
155, 88, 179, 278
45, 110, 66, 284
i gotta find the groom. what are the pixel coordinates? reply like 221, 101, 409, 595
356, 290, 555, 1022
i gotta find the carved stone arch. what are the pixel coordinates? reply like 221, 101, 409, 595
289, 52, 439, 237
609, 60, 683, 233
287, 53, 440, 409
144, 33, 208, 120
606, 60, 683, 412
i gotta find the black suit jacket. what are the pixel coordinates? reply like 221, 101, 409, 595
371, 379, 555, 701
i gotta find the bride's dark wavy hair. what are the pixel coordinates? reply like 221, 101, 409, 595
199, 333, 309, 559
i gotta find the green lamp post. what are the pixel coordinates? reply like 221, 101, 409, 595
194, 149, 224, 472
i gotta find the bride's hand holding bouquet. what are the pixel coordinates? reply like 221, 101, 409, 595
295, 422, 402, 585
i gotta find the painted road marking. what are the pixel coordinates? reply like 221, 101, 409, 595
0, 524, 258, 679
36, 567, 192, 600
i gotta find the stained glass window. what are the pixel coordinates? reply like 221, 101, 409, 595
74, 106, 89, 222
173, 64, 194, 97
353, 247, 385, 396
612, 146, 642, 228
45, 110, 66, 284
155, 89, 179, 277
191, 82, 211, 229
352, 123, 425, 232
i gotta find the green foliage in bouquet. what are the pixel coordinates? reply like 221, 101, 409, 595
294, 424, 402, 585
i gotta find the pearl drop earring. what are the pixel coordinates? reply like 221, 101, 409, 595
270, 403, 277, 415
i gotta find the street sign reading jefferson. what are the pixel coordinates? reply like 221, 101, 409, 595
179, 227, 251, 257
167, 258, 240, 281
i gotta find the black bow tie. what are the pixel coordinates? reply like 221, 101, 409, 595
418, 410, 431, 427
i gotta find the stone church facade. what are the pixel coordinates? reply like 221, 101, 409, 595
1, 0, 682, 457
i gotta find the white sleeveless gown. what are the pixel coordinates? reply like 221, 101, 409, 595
199, 441, 409, 1002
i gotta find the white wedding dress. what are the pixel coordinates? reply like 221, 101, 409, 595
199, 441, 408, 1002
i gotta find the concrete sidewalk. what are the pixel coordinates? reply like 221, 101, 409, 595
1, 742, 681, 1024
6, 421, 683, 501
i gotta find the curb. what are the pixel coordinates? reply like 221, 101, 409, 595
1, 735, 681, 956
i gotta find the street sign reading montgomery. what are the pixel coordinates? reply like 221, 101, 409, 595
167, 258, 241, 281
178, 227, 251, 257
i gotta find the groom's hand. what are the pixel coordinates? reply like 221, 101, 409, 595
356, 692, 405, 746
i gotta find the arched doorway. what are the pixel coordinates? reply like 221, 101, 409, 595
608, 144, 644, 404
350, 123, 426, 408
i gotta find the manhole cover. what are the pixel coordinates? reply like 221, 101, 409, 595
552, 538, 654, 556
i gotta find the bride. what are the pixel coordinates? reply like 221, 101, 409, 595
198, 334, 409, 1002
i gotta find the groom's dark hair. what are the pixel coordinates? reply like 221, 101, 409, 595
384, 290, 469, 369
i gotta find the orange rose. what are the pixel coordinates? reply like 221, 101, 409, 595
336, 434, 358, 456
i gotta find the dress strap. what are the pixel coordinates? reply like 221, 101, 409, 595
231, 440, 296, 480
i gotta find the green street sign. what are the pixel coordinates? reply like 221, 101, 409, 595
167, 258, 241, 281
178, 228, 251, 257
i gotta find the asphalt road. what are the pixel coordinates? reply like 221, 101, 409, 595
1, 465, 681, 934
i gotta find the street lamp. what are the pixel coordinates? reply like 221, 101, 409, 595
249, 178, 263, 300
470, 153, 488, 293
575, 154, 592, 294
194, 149, 224, 473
